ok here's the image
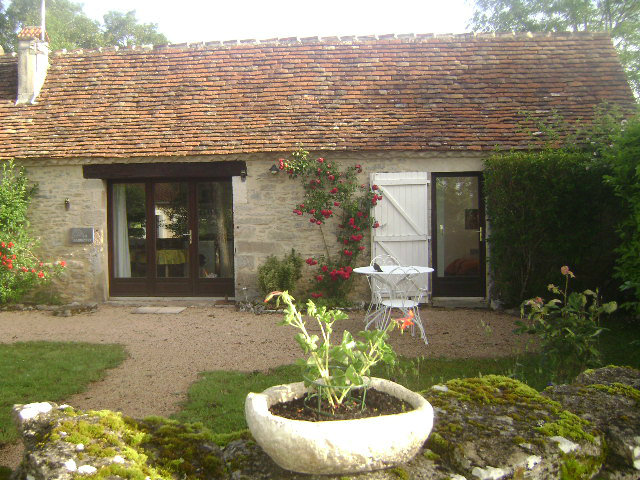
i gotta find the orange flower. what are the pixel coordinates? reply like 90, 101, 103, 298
397, 310, 415, 331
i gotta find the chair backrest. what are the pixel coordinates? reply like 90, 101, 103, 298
370, 254, 400, 267
386, 266, 429, 304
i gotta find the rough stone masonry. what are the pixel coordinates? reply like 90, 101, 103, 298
11, 366, 640, 479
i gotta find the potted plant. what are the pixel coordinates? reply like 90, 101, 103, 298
245, 291, 434, 475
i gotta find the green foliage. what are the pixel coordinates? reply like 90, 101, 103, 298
101, 10, 168, 48
256, 249, 303, 296
468, 0, 640, 95
0, 341, 126, 444
604, 117, 640, 315
0, 0, 167, 53
280, 149, 380, 303
516, 267, 617, 382
484, 149, 622, 306
0, 160, 65, 303
268, 291, 403, 411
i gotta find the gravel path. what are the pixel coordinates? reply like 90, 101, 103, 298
0, 304, 531, 470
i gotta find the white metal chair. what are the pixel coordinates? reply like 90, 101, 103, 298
364, 254, 400, 321
372, 266, 429, 344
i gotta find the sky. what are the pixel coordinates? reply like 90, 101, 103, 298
77, 0, 473, 44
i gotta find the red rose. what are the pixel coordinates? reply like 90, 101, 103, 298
317, 158, 324, 163
359, 246, 365, 251
372, 184, 378, 190
311, 293, 323, 298
316, 275, 324, 282
321, 265, 328, 272
334, 202, 340, 207
373, 222, 380, 228
7, 242, 13, 248
330, 188, 338, 194
328, 174, 335, 181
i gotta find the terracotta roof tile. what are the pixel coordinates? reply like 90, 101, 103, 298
0, 33, 635, 159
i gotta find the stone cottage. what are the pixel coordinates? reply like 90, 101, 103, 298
0, 29, 635, 302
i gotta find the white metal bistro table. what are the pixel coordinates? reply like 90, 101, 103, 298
354, 265, 433, 343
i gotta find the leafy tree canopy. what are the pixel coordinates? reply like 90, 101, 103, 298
0, 0, 168, 52
468, 0, 640, 96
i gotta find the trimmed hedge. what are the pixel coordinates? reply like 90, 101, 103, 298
484, 150, 622, 307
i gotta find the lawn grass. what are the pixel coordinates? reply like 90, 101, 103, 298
174, 317, 640, 435
0, 341, 127, 445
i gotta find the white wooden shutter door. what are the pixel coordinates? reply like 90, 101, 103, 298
371, 172, 430, 293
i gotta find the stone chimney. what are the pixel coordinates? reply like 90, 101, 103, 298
16, 27, 50, 105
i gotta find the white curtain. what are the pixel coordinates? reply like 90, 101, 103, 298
113, 184, 131, 278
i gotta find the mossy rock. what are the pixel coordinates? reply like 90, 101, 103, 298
424, 375, 604, 479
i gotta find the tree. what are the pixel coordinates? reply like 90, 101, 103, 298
102, 10, 167, 48
468, 0, 640, 96
0, 0, 168, 53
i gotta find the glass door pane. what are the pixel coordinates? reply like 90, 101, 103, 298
112, 183, 146, 278
435, 176, 480, 279
155, 182, 190, 278
197, 181, 234, 279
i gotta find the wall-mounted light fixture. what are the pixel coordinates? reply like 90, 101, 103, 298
240, 169, 247, 182
64, 198, 71, 210
269, 164, 280, 175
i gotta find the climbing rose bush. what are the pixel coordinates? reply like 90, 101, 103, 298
0, 160, 66, 304
0, 240, 66, 303
279, 149, 382, 303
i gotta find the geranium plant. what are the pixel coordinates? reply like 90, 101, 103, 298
279, 149, 382, 303
266, 290, 413, 412
516, 266, 617, 381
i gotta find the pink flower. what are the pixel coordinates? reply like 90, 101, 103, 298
373, 222, 380, 228
37, 271, 44, 278
359, 246, 365, 251
330, 188, 338, 194
328, 174, 335, 181
7, 242, 13, 248
306, 258, 318, 266
278, 158, 285, 170
372, 184, 378, 190
316, 275, 324, 282
317, 158, 324, 163
343, 250, 353, 256
334, 201, 340, 207
321, 265, 328, 272
560, 266, 575, 278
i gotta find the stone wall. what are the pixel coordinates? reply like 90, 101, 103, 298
19, 151, 484, 302
11, 366, 640, 479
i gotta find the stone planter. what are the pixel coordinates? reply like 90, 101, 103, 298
245, 377, 434, 474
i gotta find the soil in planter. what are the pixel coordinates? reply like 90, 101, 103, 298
269, 388, 413, 422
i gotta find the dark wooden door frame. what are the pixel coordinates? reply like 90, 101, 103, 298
107, 179, 234, 297
430, 171, 486, 297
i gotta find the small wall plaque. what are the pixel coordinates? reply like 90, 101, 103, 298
70, 228, 94, 244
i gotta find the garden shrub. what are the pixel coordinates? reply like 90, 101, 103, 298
604, 117, 640, 317
517, 266, 617, 382
0, 160, 64, 303
484, 150, 622, 307
257, 249, 303, 297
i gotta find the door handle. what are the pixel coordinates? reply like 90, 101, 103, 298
478, 227, 483, 242
183, 230, 193, 245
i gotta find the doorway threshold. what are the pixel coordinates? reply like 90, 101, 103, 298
431, 297, 487, 309
107, 297, 236, 307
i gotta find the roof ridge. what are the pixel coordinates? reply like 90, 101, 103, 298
50, 31, 613, 56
